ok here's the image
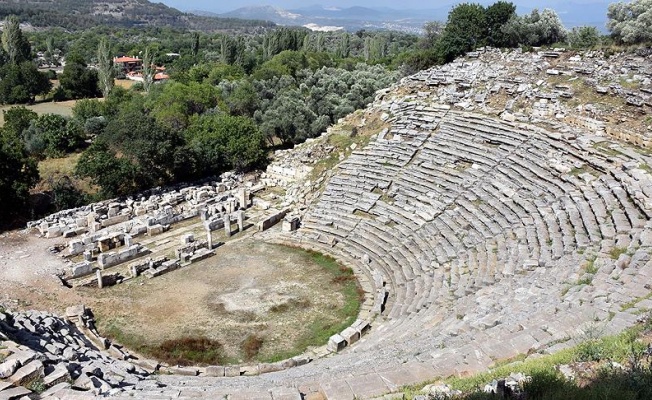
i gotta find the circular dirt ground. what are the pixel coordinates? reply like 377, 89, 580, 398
78, 238, 360, 364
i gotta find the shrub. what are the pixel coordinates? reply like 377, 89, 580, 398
152, 337, 225, 366
241, 334, 264, 360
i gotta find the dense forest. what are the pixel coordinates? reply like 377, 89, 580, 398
0, 0, 650, 228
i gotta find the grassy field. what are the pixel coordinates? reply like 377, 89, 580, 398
0, 79, 135, 127
0, 100, 77, 127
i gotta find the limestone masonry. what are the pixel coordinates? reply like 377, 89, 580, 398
1, 47, 652, 399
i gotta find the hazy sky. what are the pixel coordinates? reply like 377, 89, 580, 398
160, 1, 446, 12
159, 0, 610, 13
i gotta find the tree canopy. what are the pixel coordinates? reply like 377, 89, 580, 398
607, 0, 652, 44
57, 53, 101, 100
0, 112, 39, 227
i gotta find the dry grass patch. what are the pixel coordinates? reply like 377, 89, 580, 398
0, 101, 76, 127
87, 240, 362, 365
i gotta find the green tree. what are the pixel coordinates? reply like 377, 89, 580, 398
2, 106, 37, 139
22, 114, 85, 158
59, 53, 101, 99
436, 3, 488, 62
207, 63, 245, 85
186, 114, 266, 174
337, 33, 351, 58
222, 80, 259, 117
191, 31, 200, 58
1, 16, 31, 64
421, 21, 444, 49
72, 99, 106, 122
0, 62, 52, 104
146, 81, 220, 131
607, 0, 652, 44
485, 1, 517, 47
103, 107, 186, 189
96, 38, 115, 98
0, 126, 39, 227
502, 8, 567, 47
48, 176, 88, 212
568, 26, 601, 48
75, 141, 138, 198
254, 50, 308, 80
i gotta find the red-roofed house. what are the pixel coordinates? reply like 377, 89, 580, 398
113, 56, 142, 74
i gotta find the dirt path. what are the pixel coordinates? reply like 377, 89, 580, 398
0, 229, 83, 312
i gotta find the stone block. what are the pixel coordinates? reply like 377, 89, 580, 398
0, 358, 20, 379
258, 363, 285, 374
9, 359, 43, 385
241, 365, 259, 376
327, 334, 347, 353
320, 379, 355, 400
204, 366, 225, 377
63, 229, 77, 238
71, 261, 93, 278
39, 382, 72, 398
282, 216, 300, 232
340, 327, 360, 346
224, 366, 240, 377
270, 387, 302, 400
352, 319, 371, 336
147, 224, 165, 236
0, 386, 32, 399
101, 213, 129, 228
46, 226, 63, 238
182, 233, 194, 245
43, 366, 70, 387
229, 390, 272, 400
347, 373, 391, 399
130, 358, 159, 372
257, 208, 289, 231
168, 366, 198, 376
68, 240, 85, 256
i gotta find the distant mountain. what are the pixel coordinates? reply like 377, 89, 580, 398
0, 0, 275, 32
221, 5, 302, 22
209, 2, 609, 34
216, 4, 448, 33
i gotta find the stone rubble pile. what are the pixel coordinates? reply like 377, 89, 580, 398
403, 47, 651, 146
0, 306, 149, 399
412, 372, 530, 399
27, 173, 246, 242
24, 174, 263, 288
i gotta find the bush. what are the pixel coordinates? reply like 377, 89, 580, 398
22, 114, 85, 158
152, 337, 225, 366
568, 26, 601, 49
241, 334, 264, 360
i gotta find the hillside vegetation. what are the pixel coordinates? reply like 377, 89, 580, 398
0, 0, 275, 32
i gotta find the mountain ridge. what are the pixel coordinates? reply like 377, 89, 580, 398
197, 2, 611, 33
0, 0, 275, 32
